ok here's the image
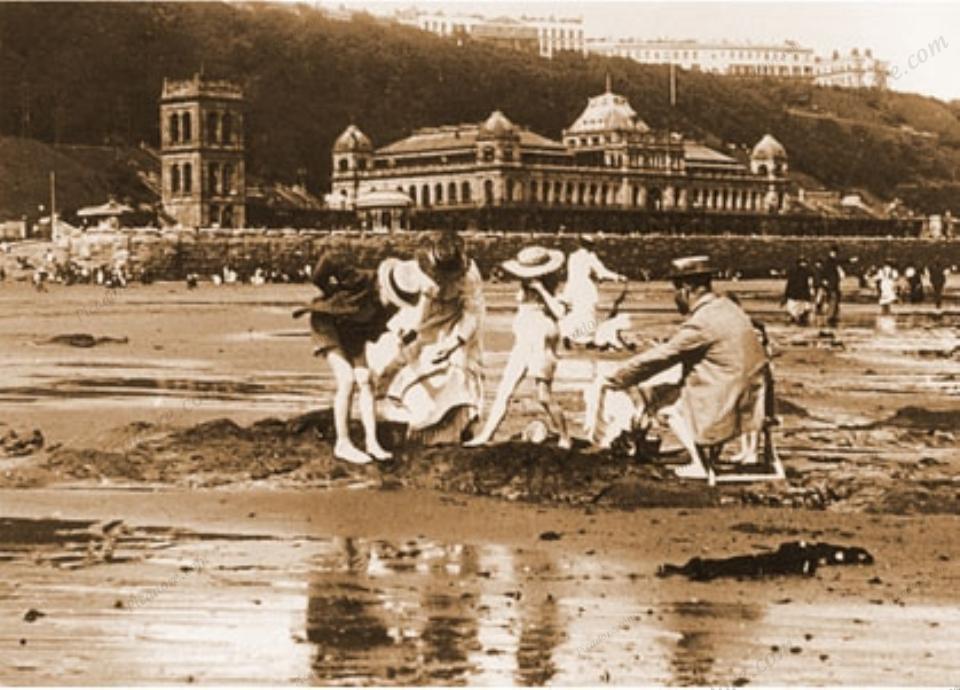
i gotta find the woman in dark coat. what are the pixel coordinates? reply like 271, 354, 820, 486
296, 250, 427, 464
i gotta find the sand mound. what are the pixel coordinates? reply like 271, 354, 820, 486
42, 410, 718, 508
32, 409, 960, 515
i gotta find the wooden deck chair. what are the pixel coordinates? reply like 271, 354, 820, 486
696, 364, 785, 487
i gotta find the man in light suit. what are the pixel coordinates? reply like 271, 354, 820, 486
593, 256, 767, 479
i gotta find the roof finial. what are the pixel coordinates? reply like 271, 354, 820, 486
605, 71, 612, 93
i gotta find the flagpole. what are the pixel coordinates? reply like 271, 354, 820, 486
50, 170, 57, 240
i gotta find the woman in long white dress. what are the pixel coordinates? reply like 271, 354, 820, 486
381, 231, 486, 445
560, 234, 626, 346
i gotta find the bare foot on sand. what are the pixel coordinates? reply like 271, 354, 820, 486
365, 444, 394, 462
673, 463, 708, 479
334, 441, 372, 465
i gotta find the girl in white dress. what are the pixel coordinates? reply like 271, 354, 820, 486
466, 247, 570, 448
560, 235, 626, 346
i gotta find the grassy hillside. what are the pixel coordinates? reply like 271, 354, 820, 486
0, 137, 155, 219
1, 2, 958, 215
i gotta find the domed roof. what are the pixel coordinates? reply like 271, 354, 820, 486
333, 124, 373, 153
478, 110, 517, 139
566, 90, 648, 134
355, 189, 412, 209
751, 134, 787, 160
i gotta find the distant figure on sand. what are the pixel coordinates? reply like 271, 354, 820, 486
781, 256, 814, 326
821, 245, 844, 327
927, 261, 948, 311
560, 234, 626, 347
466, 246, 570, 449
876, 260, 899, 315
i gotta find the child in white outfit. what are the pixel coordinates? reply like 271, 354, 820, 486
466, 246, 570, 448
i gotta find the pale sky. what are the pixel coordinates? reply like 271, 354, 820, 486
332, 0, 959, 101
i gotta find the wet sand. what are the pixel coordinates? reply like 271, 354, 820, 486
2, 488, 959, 685
1, 278, 960, 685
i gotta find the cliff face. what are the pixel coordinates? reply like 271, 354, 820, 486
1, 3, 958, 215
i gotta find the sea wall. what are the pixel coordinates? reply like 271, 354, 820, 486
71, 229, 960, 280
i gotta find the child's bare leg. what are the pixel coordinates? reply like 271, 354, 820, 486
355, 367, 392, 461
326, 350, 371, 465
537, 379, 570, 448
465, 354, 526, 446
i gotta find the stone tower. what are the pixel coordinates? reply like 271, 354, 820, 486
160, 74, 245, 228
330, 124, 373, 210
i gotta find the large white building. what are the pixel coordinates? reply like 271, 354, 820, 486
814, 48, 889, 89
395, 9, 585, 58
330, 85, 790, 232
587, 38, 817, 79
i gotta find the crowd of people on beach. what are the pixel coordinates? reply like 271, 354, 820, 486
781, 245, 952, 325
298, 230, 774, 482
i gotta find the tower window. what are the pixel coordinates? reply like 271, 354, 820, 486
181, 112, 192, 142
207, 112, 219, 145
171, 164, 181, 193
169, 114, 180, 144
461, 181, 471, 203
338, 158, 348, 172
209, 164, 220, 195
223, 164, 234, 195
183, 163, 192, 193
222, 113, 233, 144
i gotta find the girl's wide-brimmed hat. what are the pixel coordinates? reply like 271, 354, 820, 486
502, 246, 565, 279
378, 257, 425, 308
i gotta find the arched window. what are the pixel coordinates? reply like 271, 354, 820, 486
448, 181, 457, 204
209, 164, 220, 195
530, 181, 538, 202
600, 184, 608, 206
421, 184, 430, 207
505, 179, 515, 203
182, 163, 192, 193
181, 112, 192, 142
408, 185, 417, 205
207, 112, 219, 144
483, 180, 494, 205
169, 114, 180, 144
221, 113, 233, 144
435, 183, 443, 205
223, 164, 234, 195
170, 164, 181, 194
461, 181, 471, 203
